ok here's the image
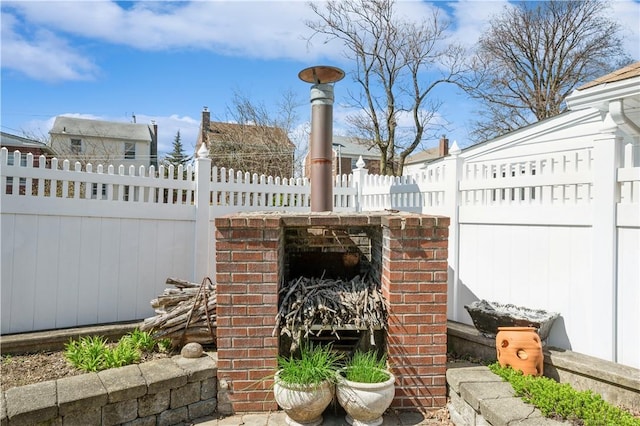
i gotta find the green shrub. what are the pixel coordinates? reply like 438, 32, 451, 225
277, 343, 343, 386
344, 350, 389, 383
102, 336, 141, 368
128, 329, 157, 352
157, 338, 173, 353
64, 329, 163, 373
64, 335, 109, 372
489, 363, 640, 426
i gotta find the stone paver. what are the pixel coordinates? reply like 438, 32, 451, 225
460, 380, 515, 410
4, 381, 58, 424
57, 372, 108, 416
173, 354, 217, 382
192, 410, 448, 425
138, 358, 188, 394
98, 364, 146, 403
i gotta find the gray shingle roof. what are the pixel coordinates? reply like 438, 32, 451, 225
50, 117, 152, 142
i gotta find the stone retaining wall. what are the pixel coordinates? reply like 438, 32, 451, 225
0, 353, 217, 426
447, 321, 640, 412
447, 365, 569, 425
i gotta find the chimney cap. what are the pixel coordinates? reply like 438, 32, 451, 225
299, 65, 345, 84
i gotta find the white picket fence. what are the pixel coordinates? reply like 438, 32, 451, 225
1, 137, 639, 369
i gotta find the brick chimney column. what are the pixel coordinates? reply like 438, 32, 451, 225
439, 136, 449, 157
151, 120, 158, 169
201, 107, 211, 150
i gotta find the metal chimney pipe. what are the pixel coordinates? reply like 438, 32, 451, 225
309, 84, 335, 211
299, 65, 345, 212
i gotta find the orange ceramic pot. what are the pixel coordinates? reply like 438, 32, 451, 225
496, 327, 543, 376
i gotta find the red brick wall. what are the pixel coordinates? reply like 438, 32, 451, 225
381, 215, 449, 409
215, 215, 281, 413
215, 212, 449, 414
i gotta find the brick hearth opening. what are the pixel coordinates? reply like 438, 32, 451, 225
214, 212, 449, 415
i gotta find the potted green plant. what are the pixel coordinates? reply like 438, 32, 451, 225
273, 342, 342, 426
336, 350, 396, 426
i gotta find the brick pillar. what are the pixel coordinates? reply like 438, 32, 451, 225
214, 214, 281, 414
381, 215, 449, 410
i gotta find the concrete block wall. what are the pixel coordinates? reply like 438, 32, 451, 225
0, 353, 217, 426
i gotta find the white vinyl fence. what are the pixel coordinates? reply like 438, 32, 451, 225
1, 133, 638, 368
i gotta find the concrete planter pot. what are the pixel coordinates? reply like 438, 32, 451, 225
336, 367, 396, 426
273, 371, 334, 426
465, 300, 559, 342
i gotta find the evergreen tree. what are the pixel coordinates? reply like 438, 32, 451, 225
163, 130, 191, 167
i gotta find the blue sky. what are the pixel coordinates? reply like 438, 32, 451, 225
2, 0, 639, 158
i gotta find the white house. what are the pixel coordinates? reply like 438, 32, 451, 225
49, 116, 158, 172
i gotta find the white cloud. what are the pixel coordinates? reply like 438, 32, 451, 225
609, 0, 640, 59
144, 114, 201, 157
446, 0, 510, 48
0, 11, 98, 82
2, 1, 338, 59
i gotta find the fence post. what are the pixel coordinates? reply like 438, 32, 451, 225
194, 144, 212, 282
351, 156, 368, 212
592, 111, 624, 362
442, 142, 464, 321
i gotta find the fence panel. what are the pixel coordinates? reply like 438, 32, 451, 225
458, 148, 593, 225
0, 148, 197, 334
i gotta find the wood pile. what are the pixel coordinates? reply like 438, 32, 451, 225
274, 272, 387, 350
140, 277, 216, 347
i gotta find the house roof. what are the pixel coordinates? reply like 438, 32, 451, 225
1, 131, 56, 154
578, 61, 640, 90
332, 135, 379, 159
204, 121, 294, 149
567, 62, 640, 112
50, 116, 153, 142
405, 147, 440, 165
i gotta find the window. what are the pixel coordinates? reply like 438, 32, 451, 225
125, 142, 135, 159
71, 139, 82, 154
6, 153, 27, 166
91, 183, 107, 199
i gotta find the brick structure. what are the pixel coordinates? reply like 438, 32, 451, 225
214, 212, 449, 414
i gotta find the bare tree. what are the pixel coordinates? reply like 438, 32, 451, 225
307, 0, 469, 176
208, 90, 303, 178
466, 0, 632, 142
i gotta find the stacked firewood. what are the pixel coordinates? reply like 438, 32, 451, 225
274, 272, 387, 350
140, 277, 216, 347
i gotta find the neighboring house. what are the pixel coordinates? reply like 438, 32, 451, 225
303, 135, 381, 179
49, 116, 158, 173
403, 136, 450, 175
304, 134, 450, 179
1, 132, 56, 194
196, 108, 295, 178
1, 131, 55, 166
